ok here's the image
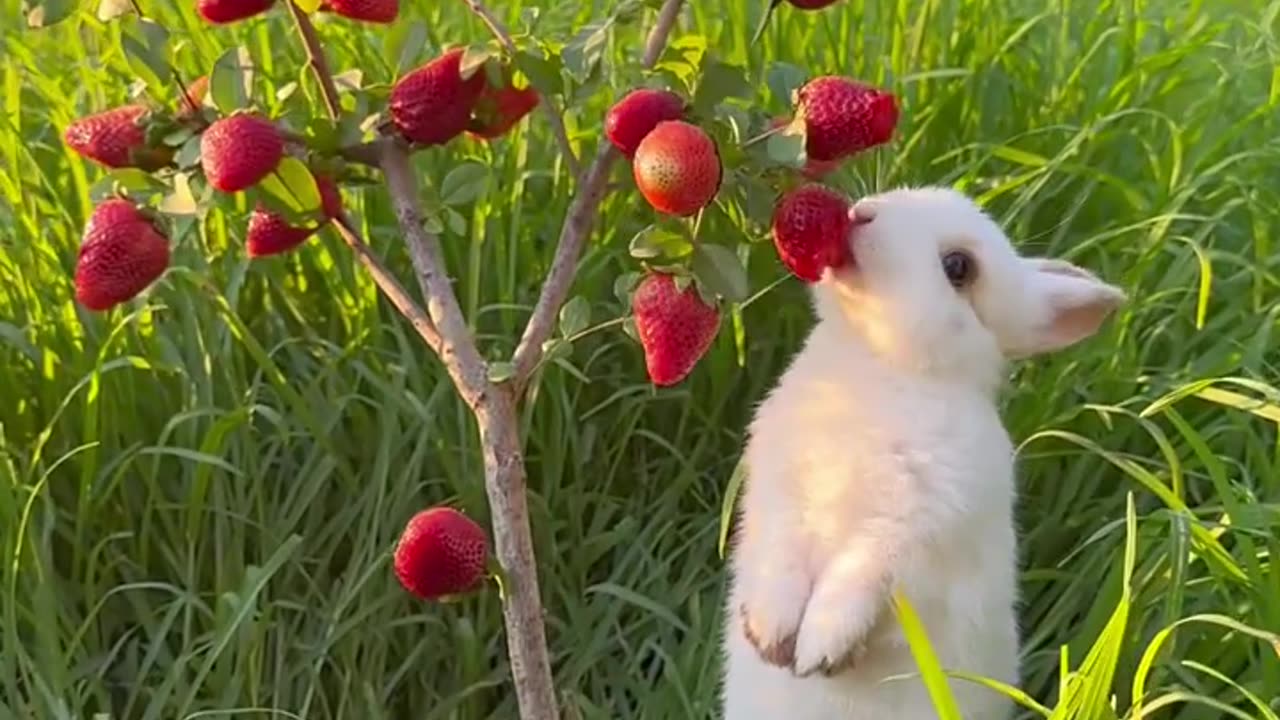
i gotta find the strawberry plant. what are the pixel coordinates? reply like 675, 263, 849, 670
32, 0, 897, 715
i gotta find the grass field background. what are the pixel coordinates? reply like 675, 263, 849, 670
2, 0, 1279, 718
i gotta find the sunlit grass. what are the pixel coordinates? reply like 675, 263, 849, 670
1, 0, 1277, 717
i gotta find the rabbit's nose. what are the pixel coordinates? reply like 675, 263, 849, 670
849, 200, 877, 225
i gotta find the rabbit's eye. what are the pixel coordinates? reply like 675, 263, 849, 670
941, 250, 975, 288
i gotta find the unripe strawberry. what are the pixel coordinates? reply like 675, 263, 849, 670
63, 105, 172, 171
393, 507, 489, 600
200, 113, 284, 193
74, 199, 170, 311
605, 88, 686, 158
389, 48, 487, 146
632, 120, 722, 217
197, 0, 275, 23
795, 76, 898, 162
771, 184, 852, 282
319, 0, 397, 22
632, 273, 720, 386
467, 82, 540, 140
770, 116, 840, 179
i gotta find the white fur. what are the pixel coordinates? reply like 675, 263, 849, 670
721, 186, 1126, 719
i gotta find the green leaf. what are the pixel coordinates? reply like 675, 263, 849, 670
385, 20, 428, 75
158, 172, 199, 216
460, 44, 495, 81
24, 0, 77, 27
629, 226, 693, 260
717, 457, 747, 559
120, 19, 171, 92
487, 361, 516, 383
558, 296, 590, 338
174, 135, 202, 169
210, 45, 254, 113
691, 243, 749, 302
767, 62, 808, 107
513, 48, 563, 97
621, 316, 640, 344
614, 272, 641, 309
275, 157, 321, 213
542, 338, 571, 365
765, 126, 807, 169
693, 58, 750, 115
294, 0, 321, 11
562, 19, 613, 83
109, 167, 161, 192
444, 207, 468, 236
332, 69, 363, 92
440, 162, 490, 206
97, 0, 134, 21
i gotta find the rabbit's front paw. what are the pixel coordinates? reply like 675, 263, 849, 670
737, 569, 811, 668
790, 581, 885, 678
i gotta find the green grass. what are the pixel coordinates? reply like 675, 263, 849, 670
2, 0, 1279, 718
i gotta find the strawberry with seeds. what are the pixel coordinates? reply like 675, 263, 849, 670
245, 174, 343, 258
632, 272, 721, 386
394, 507, 490, 601
467, 80, 540, 140
390, 48, 488, 147
63, 105, 173, 171
200, 113, 284, 193
605, 88, 686, 158
632, 120, 722, 216
319, 0, 398, 23
75, 198, 171, 311
794, 76, 898, 162
771, 183, 853, 282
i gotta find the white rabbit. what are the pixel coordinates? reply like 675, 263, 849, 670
720, 186, 1126, 719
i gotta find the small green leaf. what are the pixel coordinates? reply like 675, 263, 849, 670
120, 19, 171, 91
162, 126, 196, 148
542, 338, 571, 365
614, 272, 641, 308
275, 81, 299, 103
174, 135, 202, 168
562, 19, 613, 83
765, 127, 807, 169
513, 49, 563, 97
332, 69, 363, 91
693, 58, 750, 115
559, 296, 591, 338
294, 0, 321, 11
158, 173, 199, 216
629, 226, 693, 260
24, 0, 77, 27
622, 316, 640, 344
274, 157, 321, 213
444, 207, 468, 236
97, 0, 134, 21
691, 243, 749, 302
767, 62, 807, 107
421, 211, 444, 235
460, 44, 495, 80
109, 167, 161, 192
210, 45, 254, 113
440, 162, 490, 206
487, 361, 516, 383
385, 20, 429, 75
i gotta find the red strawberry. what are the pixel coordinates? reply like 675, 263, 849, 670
197, 0, 274, 23
200, 113, 284, 193
319, 0, 397, 22
393, 507, 489, 600
795, 76, 898, 162
631, 273, 720, 386
74, 199, 170, 311
63, 105, 172, 171
389, 48, 488, 146
632, 120, 722, 216
245, 173, 342, 257
770, 116, 840, 179
467, 82, 540, 140
178, 75, 209, 117
605, 88, 686, 158
771, 184, 852, 282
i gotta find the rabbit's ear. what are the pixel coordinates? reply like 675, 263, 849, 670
1001, 258, 1126, 358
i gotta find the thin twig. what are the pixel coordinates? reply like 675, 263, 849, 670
331, 215, 444, 354
286, 2, 343, 121
459, 0, 581, 179
509, 0, 686, 393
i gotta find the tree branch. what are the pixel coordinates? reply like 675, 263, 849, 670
459, 0, 581, 179
509, 0, 686, 392
378, 142, 491, 406
286, 2, 343, 121
330, 215, 444, 354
